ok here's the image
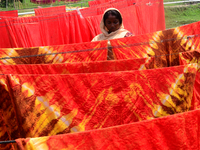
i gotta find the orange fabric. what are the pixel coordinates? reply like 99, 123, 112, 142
0, 19, 13, 48
0, 64, 196, 143
110, 21, 200, 67
0, 117, 15, 150
0, 57, 154, 74
0, 1, 165, 47
133, 0, 165, 34
0, 40, 107, 64
179, 50, 200, 109
85, 15, 102, 36
0, 10, 18, 17
96, 1, 129, 15
16, 109, 200, 150
88, 0, 134, 7
34, 6, 66, 16
0, 75, 19, 150
88, 0, 101, 6
84, 0, 165, 35
0, 12, 93, 48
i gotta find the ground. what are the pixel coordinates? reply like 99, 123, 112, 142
164, 3, 200, 28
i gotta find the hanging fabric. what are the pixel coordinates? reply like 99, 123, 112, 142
0, 10, 18, 17
0, 64, 196, 142
110, 21, 200, 67
179, 50, 200, 110
16, 109, 200, 150
34, 6, 66, 16
0, 11, 97, 48
0, 57, 154, 74
0, 40, 107, 64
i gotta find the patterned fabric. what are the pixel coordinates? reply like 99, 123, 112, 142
0, 1, 165, 48
110, 21, 200, 67
0, 117, 15, 150
0, 64, 196, 144
1, 20, 200, 150
106, 32, 134, 60
0, 41, 107, 65
0, 57, 155, 74
16, 109, 199, 150
179, 50, 200, 109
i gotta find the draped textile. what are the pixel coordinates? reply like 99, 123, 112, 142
85, 15, 102, 37
110, 21, 200, 67
92, 0, 165, 34
39, 15, 63, 46
0, 64, 196, 143
16, 109, 200, 150
88, 0, 131, 7
89, 0, 119, 7
83, 0, 165, 35
0, 117, 15, 150
0, 40, 107, 64
179, 50, 200, 109
119, 5, 138, 35
4, 17, 43, 48
95, 1, 130, 15
0, 11, 93, 48
0, 0, 165, 47
132, 0, 165, 34
0, 10, 18, 17
34, 6, 66, 16
0, 75, 18, 150
3, 16, 48, 48
0, 57, 154, 74
88, 0, 101, 7
80, 7, 98, 17
0, 18, 13, 48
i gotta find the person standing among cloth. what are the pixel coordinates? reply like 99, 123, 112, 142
92, 8, 134, 60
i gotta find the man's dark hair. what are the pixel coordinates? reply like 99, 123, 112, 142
103, 10, 122, 25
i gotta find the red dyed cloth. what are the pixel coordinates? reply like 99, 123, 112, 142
85, 14, 102, 36
0, 18, 13, 48
0, 64, 196, 144
110, 21, 200, 67
84, 0, 165, 35
0, 57, 154, 74
0, 10, 18, 17
89, 0, 131, 7
16, 109, 200, 150
88, 0, 101, 7
179, 50, 200, 110
0, 40, 107, 64
0, 1, 165, 47
34, 6, 66, 16
0, 11, 92, 47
